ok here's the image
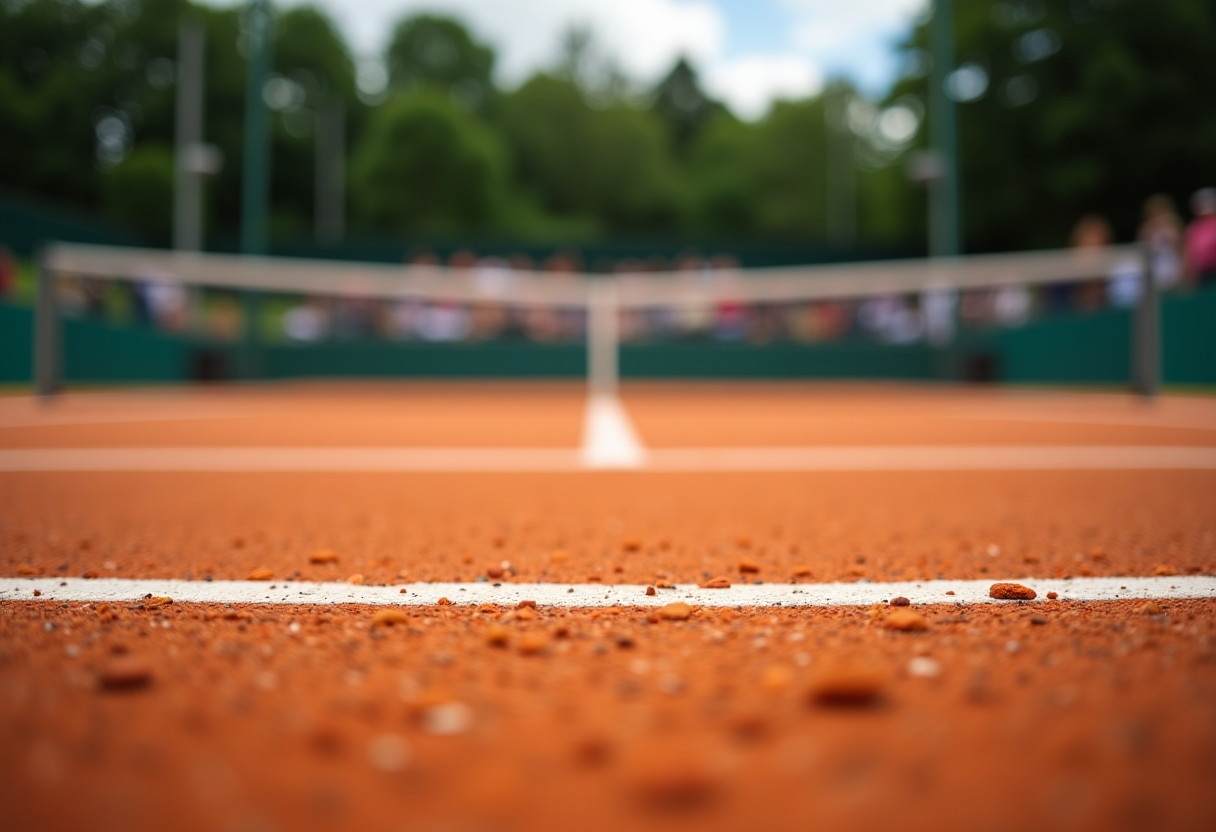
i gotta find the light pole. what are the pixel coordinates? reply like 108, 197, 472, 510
239, 0, 273, 380
928, 0, 960, 258
240, 0, 273, 256
315, 98, 345, 245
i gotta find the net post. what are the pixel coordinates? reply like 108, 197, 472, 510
587, 278, 619, 398
1133, 244, 1160, 398
33, 245, 60, 398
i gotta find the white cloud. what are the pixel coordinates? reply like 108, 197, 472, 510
782, 0, 927, 90
783, 0, 925, 52
705, 55, 822, 120
270, 0, 724, 87
209, 0, 924, 115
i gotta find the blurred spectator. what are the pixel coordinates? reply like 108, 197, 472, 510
1139, 194, 1183, 289
144, 276, 188, 330
408, 251, 442, 269
448, 249, 477, 273
859, 295, 923, 343
746, 303, 783, 344
1057, 214, 1114, 312
332, 297, 377, 339
1107, 256, 1144, 307
283, 298, 329, 342
1109, 196, 1187, 306
1071, 214, 1113, 249
959, 289, 994, 327
0, 244, 15, 299
1184, 187, 1216, 284
543, 251, 583, 274
922, 288, 958, 345
992, 284, 1032, 326
473, 256, 510, 289
205, 294, 242, 341
82, 278, 107, 319
507, 253, 536, 272
708, 255, 746, 341
416, 301, 470, 341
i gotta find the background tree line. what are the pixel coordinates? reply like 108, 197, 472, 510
1, 0, 1212, 255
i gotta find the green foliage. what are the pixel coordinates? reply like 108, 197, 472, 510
384, 14, 495, 112
650, 57, 726, 155
351, 91, 509, 235
20, 0, 1210, 256
497, 75, 681, 235
890, 0, 1216, 250
266, 5, 363, 237
684, 115, 762, 236
101, 143, 175, 243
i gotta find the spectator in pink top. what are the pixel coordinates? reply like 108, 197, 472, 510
1184, 187, 1216, 285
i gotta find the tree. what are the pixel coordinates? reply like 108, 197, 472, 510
497, 74, 681, 234
101, 144, 175, 243
351, 91, 509, 234
650, 57, 726, 155
0, 0, 140, 207
266, 4, 363, 238
384, 15, 495, 112
888, 0, 1216, 250
684, 115, 761, 237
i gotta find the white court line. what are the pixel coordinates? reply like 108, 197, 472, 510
0, 447, 580, 472
1, 445, 1215, 472
2, 576, 1213, 608
645, 445, 1216, 471
580, 394, 647, 469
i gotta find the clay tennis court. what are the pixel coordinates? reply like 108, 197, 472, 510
3, 382, 1215, 831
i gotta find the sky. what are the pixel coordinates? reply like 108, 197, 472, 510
217, 0, 928, 119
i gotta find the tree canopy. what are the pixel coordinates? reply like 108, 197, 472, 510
2, 0, 1212, 254
888, 0, 1216, 250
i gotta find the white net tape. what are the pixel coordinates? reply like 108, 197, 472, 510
44, 242, 1142, 308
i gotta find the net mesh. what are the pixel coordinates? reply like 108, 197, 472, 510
42, 241, 1148, 352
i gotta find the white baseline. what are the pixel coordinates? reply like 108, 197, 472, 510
2, 576, 1213, 608
1, 445, 1215, 472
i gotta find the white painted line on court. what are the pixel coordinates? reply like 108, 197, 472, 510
0, 447, 581, 472
2, 576, 1213, 608
2, 445, 1215, 472
645, 445, 1216, 471
580, 394, 647, 469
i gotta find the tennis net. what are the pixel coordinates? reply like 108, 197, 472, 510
33, 240, 1159, 395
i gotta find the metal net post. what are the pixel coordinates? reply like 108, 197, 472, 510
34, 249, 60, 397
1134, 244, 1160, 398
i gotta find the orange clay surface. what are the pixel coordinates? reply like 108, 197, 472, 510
2, 382, 1215, 831
2, 598, 1215, 832
3, 470, 1215, 585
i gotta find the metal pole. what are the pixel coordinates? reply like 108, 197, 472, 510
929, 0, 961, 258
1134, 246, 1160, 398
174, 17, 204, 252
587, 279, 619, 398
241, 0, 272, 256
315, 98, 345, 244
240, 0, 272, 380
34, 248, 60, 398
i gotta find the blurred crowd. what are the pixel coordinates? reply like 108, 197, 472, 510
28, 187, 1216, 349
274, 186, 1216, 348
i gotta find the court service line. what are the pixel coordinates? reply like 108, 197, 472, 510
3, 576, 1214, 608
580, 393, 647, 469
1, 445, 1215, 472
